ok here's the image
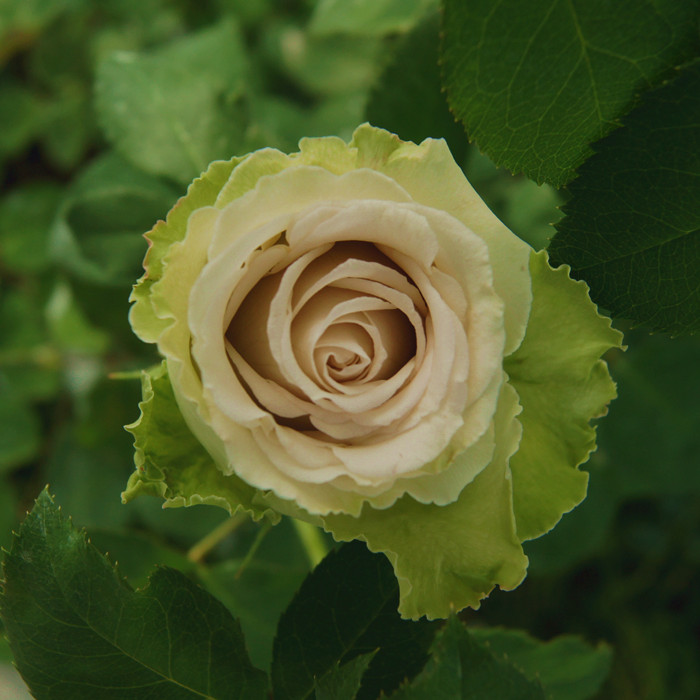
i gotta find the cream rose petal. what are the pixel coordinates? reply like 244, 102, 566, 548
125, 125, 622, 621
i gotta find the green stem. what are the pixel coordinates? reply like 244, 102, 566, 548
293, 519, 329, 568
234, 520, 273, 580
187, 511, 249, 563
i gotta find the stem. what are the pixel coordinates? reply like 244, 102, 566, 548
293, 519, 329, 568
234, 520, 273, 580
187, 512, 249, 563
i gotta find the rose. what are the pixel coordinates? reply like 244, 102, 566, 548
125, 125, 622, 618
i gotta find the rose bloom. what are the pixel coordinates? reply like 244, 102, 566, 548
125, 125, 621, 618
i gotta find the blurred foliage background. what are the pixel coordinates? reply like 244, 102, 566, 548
0, 1, 698, 698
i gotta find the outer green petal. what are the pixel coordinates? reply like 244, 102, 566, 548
129, 157, 244, 343
505, 251, 623, 542
214, 136, 357, 208
122, 361, 277, 522
322, 382, 527, 620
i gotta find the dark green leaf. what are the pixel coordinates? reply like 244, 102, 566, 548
44, 423, 136, 530
366, 12, 468, 162
549, 59, 700, 334
390, 617, 545, 700
597, 330, 700, 497
95, 20, 249, 184
0, 289, 61, 403
314, 652, 377, 700
470, 628, 612, 700
0, 183, 62, 273
0, 79, 46, 158
441, 0, 700, 185
523, 461, 619, 575
86, 529, 196, 589
271, 541, 438, 700
0, 389, 40, 474
528, 327, 700, 571
1, 489, 269, 699
42, 86, 94, 170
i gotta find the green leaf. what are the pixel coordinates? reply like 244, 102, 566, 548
471, 628, 612, 700
522, 461, 618, 575
527, 328, 700, 572
390, 617, 545, 700
264, 23, 381, 96
0, 79, 46, 158
122, 361, 276, 522
0, 0, 83, 38
271, 541, 438, 700
504, 251, 623, 542
44, 423, 134, 531
596, 329, 700, 497
42, 85, 94, 170
50, 152, 178, 286
0, 489, 269, 700
95, 20, 249, 184
365, 12, 468, 163
548, 59, 700, 335
0, 288, 60, 403
310, 0, 436, 36
441, 0, 700, 186
0, 183, 62, 273
0, 387, 40, 474
45, 280, 110, 355
86, 528, 196, 589
314, 652, 377, 700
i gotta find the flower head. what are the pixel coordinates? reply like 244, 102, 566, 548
124, 125, 622, 618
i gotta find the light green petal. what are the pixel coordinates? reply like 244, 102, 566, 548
322, 382, 527, 620
122, 361, 277, 522
129, 157, 244, 343
297, 135, 357, 172
350, 124, 532, 356
214, 136, 357, 208
504, 251, 623, 542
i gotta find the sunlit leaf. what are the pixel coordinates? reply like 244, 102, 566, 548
95, 20, 249, 184
310, 0, 436, 36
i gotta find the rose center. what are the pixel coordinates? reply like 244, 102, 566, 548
225, 240, 425, 436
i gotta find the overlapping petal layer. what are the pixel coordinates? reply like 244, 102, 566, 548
185, 192, 506, 514
125, 125, 622, 618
